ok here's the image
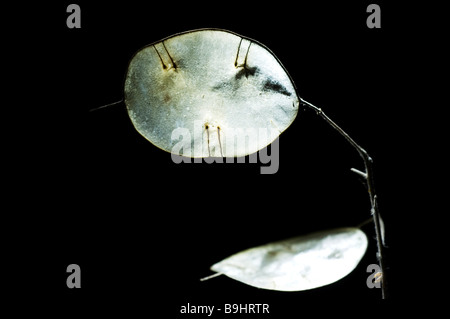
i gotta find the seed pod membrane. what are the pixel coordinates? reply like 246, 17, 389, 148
124, 29, 299, 157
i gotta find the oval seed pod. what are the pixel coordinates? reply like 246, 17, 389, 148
124, 29, 299, 157
207, 228, 368, 291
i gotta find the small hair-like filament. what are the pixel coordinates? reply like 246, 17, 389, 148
205, 124, 211, 157
200, 272, 223, 281
217, 126, 223, 157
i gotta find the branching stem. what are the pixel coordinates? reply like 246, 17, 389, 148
300, 98, 387, 299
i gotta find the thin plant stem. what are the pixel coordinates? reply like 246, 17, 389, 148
88, 99, 123, 112
300, 98, 388, 299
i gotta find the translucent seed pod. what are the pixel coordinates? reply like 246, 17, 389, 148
203, 228, 368, 291
124, 29, 299, 157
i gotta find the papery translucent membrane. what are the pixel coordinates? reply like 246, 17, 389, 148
124, 29, 299, 157
209, 228, 368, 291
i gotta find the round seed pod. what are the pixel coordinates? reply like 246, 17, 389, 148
124, 29, 299, 157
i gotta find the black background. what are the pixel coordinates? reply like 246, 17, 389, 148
13, 0, 413, 315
